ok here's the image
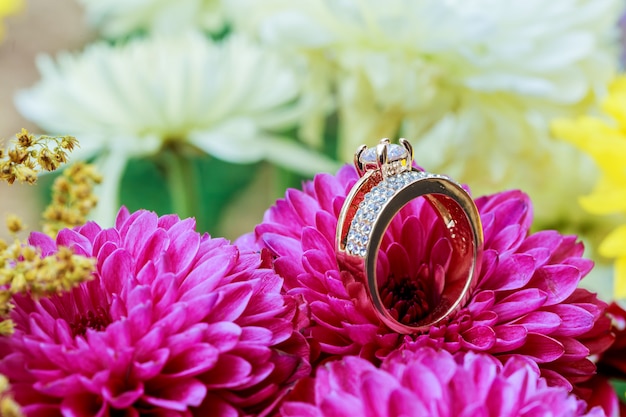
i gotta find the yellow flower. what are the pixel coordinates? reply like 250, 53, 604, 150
0, 0, 22, 42
553, 76, 626, 299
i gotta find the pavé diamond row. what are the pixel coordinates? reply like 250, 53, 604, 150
345, 170, 450, 257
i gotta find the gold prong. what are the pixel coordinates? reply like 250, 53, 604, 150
354, 144, 367, 176
376, 142, 388, 171
399, 138, 413, 163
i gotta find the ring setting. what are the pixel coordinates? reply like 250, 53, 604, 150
336, 138, 484, 334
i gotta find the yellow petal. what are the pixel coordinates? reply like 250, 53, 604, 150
614, 256, 626, 299
0, 0, 21, 17
580, 178, 626, 214
599, 224, 626, 259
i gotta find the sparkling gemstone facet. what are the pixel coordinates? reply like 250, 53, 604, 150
359, 144, 408, 164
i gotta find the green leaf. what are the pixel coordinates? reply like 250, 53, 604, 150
610, 378, 626, 404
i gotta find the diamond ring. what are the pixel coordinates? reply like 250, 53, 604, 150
336, 138, 484, 334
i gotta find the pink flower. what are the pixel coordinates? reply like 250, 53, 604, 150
582, 302, 626, 416
245, 165, 613, 394
280, 347, 605, 417
0, 208, 310, 416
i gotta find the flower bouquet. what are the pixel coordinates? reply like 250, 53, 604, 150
2, 1, 626, 416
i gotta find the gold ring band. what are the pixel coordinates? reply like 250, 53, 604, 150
336, 138, 484, 334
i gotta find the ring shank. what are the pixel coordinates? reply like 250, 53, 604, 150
340, 174, 483, 334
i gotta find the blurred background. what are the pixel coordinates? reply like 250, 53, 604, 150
0, 0, 92, 238
0, 0, 284, 241
1, 0, 625, 300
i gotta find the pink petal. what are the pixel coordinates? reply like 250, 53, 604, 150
360, 371, 398, 417
540, 368, 573, 390
545, 304, 595, 337
491, 325, 528, 353
461, 325, 496, 351
121, 211, 159, 258
162, 343, 219, 378
114, 206, 131, 229
301, 227, 334, 255
164, 216, 195, 235
468, 291, 495, 315
512, 311, 561, 334
315, 211, 339, 249
519, 231, 563, 259
530, 265, 582, 306
387, 242, 411, 278
281, 402, 323, 417
205, 322, 242, 352
100, 248, 134, 295
144, 378, 207, 410
134, 228, 169, 275
481, 253, 535, 291
28, 231, 56, 256
302, 250, 336, 282
201, 353, 253, 389
133, 348, 170, 380
56, 229, 93, 256
287, 189, 320, 226
168, 229, 201, 278
209, 282, 254, 322
166, 323, 209, 356
33, 373, 85, 396
492, 288, 547, 322
313, 173, 344, 213
61, 393, 108, 417
195, 392, 239, 417
401, 217, 427, 273
558, 338, 590, 361
515, 333, 564, 363
156, 213, 184, 230
102, 380, 144, 409
179, 250, 238, 296
432, 237, 453, 272
263, 233, 303, 259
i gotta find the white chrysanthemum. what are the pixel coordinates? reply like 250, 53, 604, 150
78, 0, 225, 38
16, 31, 336, 224
227, 0, 621, 231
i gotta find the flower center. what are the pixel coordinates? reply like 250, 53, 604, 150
380, 274, 431, 326
70, 307, 111, 337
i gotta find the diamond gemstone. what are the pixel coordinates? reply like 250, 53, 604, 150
359, 144, 408, 164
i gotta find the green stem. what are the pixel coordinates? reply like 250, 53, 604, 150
162, 147, 199, 220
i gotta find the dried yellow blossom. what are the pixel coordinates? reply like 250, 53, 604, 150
0, 197, 96, 337
42, 162, 102, 236
0, 374, 23, 417
4, 216, 23, 236
0, 242, 95, 298
0, 319, 14, 337
0, 129, 78, 185
0, 129, 93, 417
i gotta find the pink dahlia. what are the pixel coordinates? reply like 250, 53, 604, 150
0, 208, 310, 416
245, 165, 613, 394
585, 302, 626, 416
280, 347, 605, 417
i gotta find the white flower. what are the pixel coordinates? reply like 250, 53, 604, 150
16, 31, 336, 225
227, 0, 621, 231
78, 0, 225, 38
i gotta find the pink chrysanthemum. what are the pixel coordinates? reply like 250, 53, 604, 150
0, 208, 310, 416
584, 302, 626, 416
280, 347, 605, 417
244, 165, 612, 394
